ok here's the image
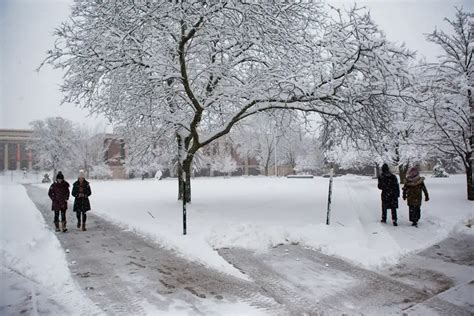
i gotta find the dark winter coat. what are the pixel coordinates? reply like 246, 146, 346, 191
48, 180, 70, 211
378, 171, 400, 209
72, 179, 92, 212
403, 177, 429, 207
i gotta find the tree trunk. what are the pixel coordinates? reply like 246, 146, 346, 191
177, 164, 192, 202
177, 163, 183, 200
468, 88, 473, 201
176, 133, 188, 201
399, 163, 409, 184
184, 160, 192, 202
175, 131, 192, 202
466, 165, 474, 201
466, 152, 474, 201
264, 153, 272, 176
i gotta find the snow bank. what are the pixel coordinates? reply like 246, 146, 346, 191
0, 179, 101, 315
34, 174, 473, 276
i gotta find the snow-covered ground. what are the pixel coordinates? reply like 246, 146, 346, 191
1, 171, 473, 314
31, 173, 473, 278
0, 172, 102, 315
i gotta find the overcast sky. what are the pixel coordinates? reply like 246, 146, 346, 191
1, 0, 472, 131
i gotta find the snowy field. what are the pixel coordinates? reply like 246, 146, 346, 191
31, 173, 474, 278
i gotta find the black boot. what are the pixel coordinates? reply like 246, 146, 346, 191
393, 221, 398, 226
54, 222, 60, 232
81, 213, 87, 231
62, 221, 68, 233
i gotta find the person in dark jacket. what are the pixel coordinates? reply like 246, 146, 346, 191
378, 163, 400, 226
403, 166, 429, 227
48, 171, 70, 232
72, 170, 92, 231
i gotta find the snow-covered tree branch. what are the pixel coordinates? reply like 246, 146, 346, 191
419, 8, 473, 200
29, 117, 77, 178
42, 1, 417, 201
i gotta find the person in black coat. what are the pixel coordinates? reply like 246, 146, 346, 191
72, 170, 92, 231
377, 163, 400, 226
48, 171, 70, 232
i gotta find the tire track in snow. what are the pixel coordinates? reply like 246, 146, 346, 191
219, 244, 437, 315
219, 247, 334, 315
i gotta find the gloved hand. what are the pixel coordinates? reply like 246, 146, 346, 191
403, 195, 406, 200
425, 196, 429, 202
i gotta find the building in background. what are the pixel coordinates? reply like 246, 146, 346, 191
0, 129, 34, 171
0, 129, 128, 179
103, 135, 127, 179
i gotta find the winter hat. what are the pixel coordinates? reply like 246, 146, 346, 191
56, 171, 64, 180
407, 166, 419, 179
79, 169, 85, 179
381, 163, 389, 173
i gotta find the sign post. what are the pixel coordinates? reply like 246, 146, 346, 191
326, 166, 334, 225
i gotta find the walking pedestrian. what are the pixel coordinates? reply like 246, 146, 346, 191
402, 166, 429, 227
72, 170, 92, 231
48, 171, 70, 232
377, 163, 400, 226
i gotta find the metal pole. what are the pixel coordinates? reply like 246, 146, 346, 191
182, 171, 187, 235
326, 166, 334, 225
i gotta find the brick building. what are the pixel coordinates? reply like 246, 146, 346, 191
103, 135, 128, 179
